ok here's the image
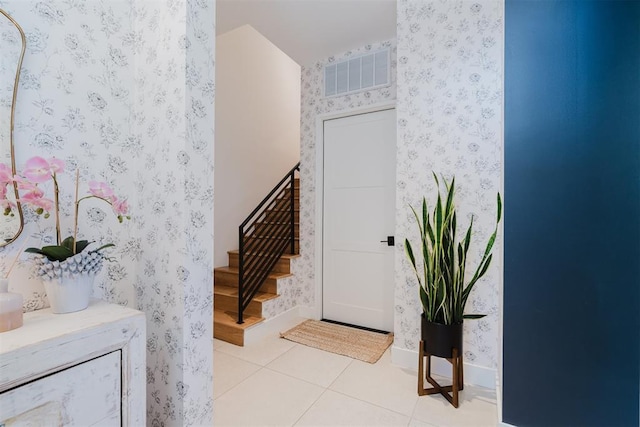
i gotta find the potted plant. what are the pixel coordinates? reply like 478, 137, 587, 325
1, 156, 130, 313
404, 174, 501, 359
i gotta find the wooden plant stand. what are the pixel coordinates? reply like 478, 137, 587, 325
417, 340, 464, 408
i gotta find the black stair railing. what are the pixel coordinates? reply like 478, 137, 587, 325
237, 162, 300, 324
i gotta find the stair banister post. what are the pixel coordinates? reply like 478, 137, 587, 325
237, 225, 244, 324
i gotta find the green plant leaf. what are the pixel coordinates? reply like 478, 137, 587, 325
410, 205, 424, 238
60, 236, 92, 254
75, 240, 91, 253
497, 193, 502, 223
24, 247, 46, 256
444, 176, 455, 220
26, 245, 74, 262
463, 314, 486, 319
61, 236, 74, 250
94, 243, 115, 252
405, 239, 417, 270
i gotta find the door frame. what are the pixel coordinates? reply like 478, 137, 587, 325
312, 101, 397, 321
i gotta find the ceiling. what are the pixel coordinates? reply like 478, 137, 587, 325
216, 0, 397, 66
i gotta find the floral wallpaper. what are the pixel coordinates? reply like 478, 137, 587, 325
0, 0, 215, 424
395, 0, 504, 370
298, 39, 397, 309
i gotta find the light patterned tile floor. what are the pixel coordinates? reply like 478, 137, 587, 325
214, 335, 498, 427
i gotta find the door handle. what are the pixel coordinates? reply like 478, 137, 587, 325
380, 236, 395, 246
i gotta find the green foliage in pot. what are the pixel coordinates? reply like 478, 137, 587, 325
404, 174, 502, 325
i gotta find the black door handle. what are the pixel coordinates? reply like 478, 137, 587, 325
380, 236, 395, 246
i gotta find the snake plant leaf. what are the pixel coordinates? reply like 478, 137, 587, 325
463, 314, 486, 319
422, 198, 427, 237
435, 193, 443, 246
410, 205, 424, 237
405, 239, 417, 270
464, 219, 473, 253
444, 177, 455, 219
426, 219, 435, 246
405, 174, 501, 325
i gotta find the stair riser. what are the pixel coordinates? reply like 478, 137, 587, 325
285, 188, 300, 197
214, 323, 244, 346
253, 223, 300, 238
265, 210, 299, 222
215, 270, 280, 293
214, 293, 262, 317
246, 239, 299, 254
271, 197, 299, 210
228, 253, 292, 273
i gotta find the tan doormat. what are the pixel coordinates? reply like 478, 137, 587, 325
280, 319, 393, 364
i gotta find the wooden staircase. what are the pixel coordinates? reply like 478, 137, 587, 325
214, 178, 299, 346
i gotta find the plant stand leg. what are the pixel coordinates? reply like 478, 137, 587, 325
417, 340, 463, 408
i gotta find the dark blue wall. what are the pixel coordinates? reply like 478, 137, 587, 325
504, 1, 640, 425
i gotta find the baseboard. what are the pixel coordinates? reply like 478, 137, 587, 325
390, 345, 497, 390
298, 305, 319, 320
498, 422, 516, 427
243, 307, 306, 345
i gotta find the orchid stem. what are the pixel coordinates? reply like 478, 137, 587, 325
73, 169, 79, 254
53, 173, 61, 245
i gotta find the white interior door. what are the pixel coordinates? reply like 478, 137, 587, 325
322, 108, 396, 332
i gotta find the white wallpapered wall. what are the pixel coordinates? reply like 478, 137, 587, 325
297, 39, 397, 312
395, 0, 504, 370
0, 0, 215, 424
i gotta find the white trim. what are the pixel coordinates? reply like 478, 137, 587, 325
390, 345, 497, 390
499, 423, 517, 427
298, 305, 320, 320
243, 306, 306, 345
313, 101, 397, 323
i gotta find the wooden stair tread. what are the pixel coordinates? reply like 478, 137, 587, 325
227, 249, 300, 259
214, 266, 293, 280
214, 285, 279, 302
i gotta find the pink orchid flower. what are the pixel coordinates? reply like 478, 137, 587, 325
89, 181, 115, 200
23, 156, 54, 183
48, 157, 65, 174
0, 163, 13, 184
112, 197, 129, 216
20, 188, 53, 212
14, 176, 40, 192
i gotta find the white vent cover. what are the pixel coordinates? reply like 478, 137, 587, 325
324, 48, 390, 97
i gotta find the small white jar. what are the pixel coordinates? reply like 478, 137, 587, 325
0, 278, 23, 332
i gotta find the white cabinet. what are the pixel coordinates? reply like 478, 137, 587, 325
0, 300, 145, 426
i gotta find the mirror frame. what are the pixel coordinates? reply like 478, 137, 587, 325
0, 8, 25, 247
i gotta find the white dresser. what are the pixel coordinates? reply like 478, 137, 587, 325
0, 300, 146, 426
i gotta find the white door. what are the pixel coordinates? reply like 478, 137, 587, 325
322, 108, 396, 332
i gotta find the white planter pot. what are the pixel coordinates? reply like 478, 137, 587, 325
43, 274, 96, 314
34, 252, 104, 314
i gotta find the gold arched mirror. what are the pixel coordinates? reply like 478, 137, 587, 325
0, 8, 25, 246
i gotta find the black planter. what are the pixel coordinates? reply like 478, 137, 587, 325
421, 314, 463, 359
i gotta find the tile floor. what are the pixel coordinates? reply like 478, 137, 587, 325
213, 330, 498, 427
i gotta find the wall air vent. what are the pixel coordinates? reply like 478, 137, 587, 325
324, 48, 390, 97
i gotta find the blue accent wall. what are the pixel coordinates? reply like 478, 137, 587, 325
504, 1, 640, 425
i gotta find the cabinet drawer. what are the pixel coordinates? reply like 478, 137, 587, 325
0, 351, 121, 426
